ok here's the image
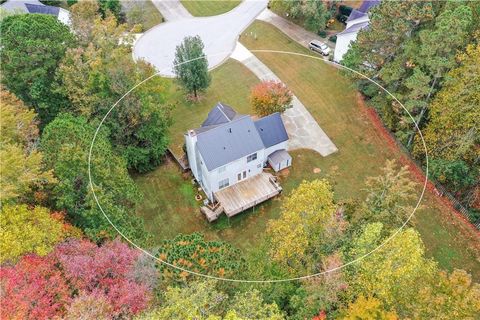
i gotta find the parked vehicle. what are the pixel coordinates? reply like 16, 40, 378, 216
308, 40, 331, 56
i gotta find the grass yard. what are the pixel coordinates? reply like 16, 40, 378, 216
165, 59, 260, 157
181, 0, 241, 16
134, 21, 479, 280
121, 0, 163, 31
240, 20, 480, 280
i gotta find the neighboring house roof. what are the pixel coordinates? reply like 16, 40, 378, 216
196, 115, 265, 171
358, 0, 381, 13
254, 112, 289, 149
268, 149, 292, 166
25, 3, 59, 15
338, 20, 369, 36
201, 102, 241, 127
346, 9, 367, 23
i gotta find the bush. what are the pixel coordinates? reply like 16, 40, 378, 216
329, 35, 337, 43
336, 13, 349, 24
318, 30, 327, 38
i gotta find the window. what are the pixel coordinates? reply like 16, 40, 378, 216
247, 153, 257, 163
218, 165, 226, 173
243, 171, 246, 179
219, 178, 229, 189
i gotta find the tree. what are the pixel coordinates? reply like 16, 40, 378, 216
135, 281, 227, 320
156, 233, 243, 282
58, 13, 172, 172
413, 41, 479, 202
0, 254, 71, 319
69, 0, 101, 45
350, 160, 417, 230
346, 223, 437, 317
0, 205, 71, 263
341, 295, 398, 320
429, 159, 477, 194
0, 14, 74, 125
0, 239, 152, 319
0, 88, 55, 203
173, 35, 211, 99
412, 269, 480, 319
250, 81, 293, 117
267, 179, 336, 272
135, 281, 285, 320
97, 0, 122, 21
40, 114, 150, 243
231, 290, 284, 320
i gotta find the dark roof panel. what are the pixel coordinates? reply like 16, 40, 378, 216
338, 20, 369, 35
25, 3, 59, 15
254, 112, 289, 148
201, 102, 239, 127
346, 9, 367, 22
358, 0, 381, 13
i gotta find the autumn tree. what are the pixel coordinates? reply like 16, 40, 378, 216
0, 205, 64, 263
156, 233, 243, 282
413, 41, 479, 199
135, 281, 284, 320
0, 239, 152, 319
40, 114, 150, 243
250, 80, 293, 117
346, 223, 437, 317
411, 269, 480, 319
0, 14, 74, 125
58, 13, 172, 172
267, 179, 336, 272
0, 88, 55, 203
348, 160, 417, 230
173, 35, 211, 99
341, 295, 398, 320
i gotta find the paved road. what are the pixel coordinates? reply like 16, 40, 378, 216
134, 0, 268, 77
231, 42, 338, 157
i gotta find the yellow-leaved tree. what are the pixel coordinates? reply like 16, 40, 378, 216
0, 87, 55, 203
267, 179, 336, 272
0, 204, 79, 263
341, 295, 398, 320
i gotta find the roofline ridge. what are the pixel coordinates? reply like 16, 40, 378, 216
195, 114, 251, 137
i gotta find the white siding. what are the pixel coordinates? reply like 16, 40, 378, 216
334, 32, 358, 63
263, 141, 288, 165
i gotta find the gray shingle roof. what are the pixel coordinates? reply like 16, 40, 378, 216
196, 116, 265, 171
25, 3, 59, 16
346, 9, 367, 23
201, 102, 240, 127
358, 0, 380, 13
268, 149, 291, 165
254, 112, 288, 148
338, 20, 369, 35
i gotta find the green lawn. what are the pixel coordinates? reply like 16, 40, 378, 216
134, 21, 480, 281
240, 20, 480, 280
180, 0, 241, 16
165, 59, 260, 157
121, 0, 163, 31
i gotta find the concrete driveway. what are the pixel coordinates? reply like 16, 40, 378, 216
133, 0, 268, 77
232, 42, 338, 156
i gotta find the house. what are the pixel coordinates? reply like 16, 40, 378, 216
1, 0, 71, 26
185, 103, 291, 212
333, 0, 380, 62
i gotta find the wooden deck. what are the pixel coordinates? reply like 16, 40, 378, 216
214, 172, 282, 217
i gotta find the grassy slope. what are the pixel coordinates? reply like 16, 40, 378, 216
240, 21, 480, 279
180, 0, 241, 16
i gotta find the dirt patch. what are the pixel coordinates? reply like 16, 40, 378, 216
356, 93, 480, 240
313, 167, 321, 174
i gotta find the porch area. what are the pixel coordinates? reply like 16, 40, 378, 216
214, 172, 282, 218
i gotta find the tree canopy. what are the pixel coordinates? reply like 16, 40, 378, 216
173, 35, 211, 98
250, 80, 293, 117
0, 14, 74, 125
40, 113, 150, 244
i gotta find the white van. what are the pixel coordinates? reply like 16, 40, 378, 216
308, 40, 331, 56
